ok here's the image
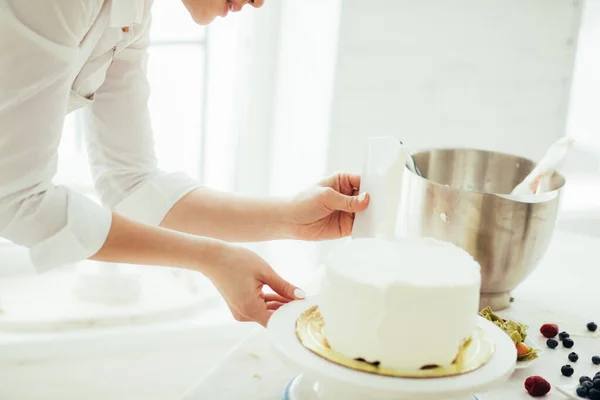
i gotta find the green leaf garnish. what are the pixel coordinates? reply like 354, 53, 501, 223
518, 348, 541, 362
479, 306, 539, 362
480, 307, 527, 344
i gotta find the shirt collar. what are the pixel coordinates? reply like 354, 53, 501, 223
109, 0, 145, 28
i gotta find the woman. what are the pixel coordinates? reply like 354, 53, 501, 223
0, 0, 369, 327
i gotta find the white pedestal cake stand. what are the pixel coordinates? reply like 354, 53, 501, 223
267, 298, 516, 400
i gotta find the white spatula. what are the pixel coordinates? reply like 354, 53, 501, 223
351, 137, 410, 239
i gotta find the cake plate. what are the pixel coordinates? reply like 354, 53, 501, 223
267, 298, 516, 400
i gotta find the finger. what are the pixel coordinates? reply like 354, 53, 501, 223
337, 173, 362, 196
266, 301, 285, 311
318, 173, 336, 188
319, 173, 361, 194
340, 213, 356, 237
261, 269, 305, 301
322, 187, 369, 213
263, 293, 292, 303
345, 173, 362, 191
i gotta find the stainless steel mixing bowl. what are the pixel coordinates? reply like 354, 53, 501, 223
402, 148, 566, 311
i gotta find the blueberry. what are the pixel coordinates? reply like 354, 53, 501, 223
562, 364, 575, 377
581, 376, 593, 384
588, 322, 598, 332
578, 385, 590, 397
593, 356, 600, 365
569, 352, 579, 362
546, 338, 559, 349
594, 379, 600, 390
559, 331, 570, 340
563, 338, 575, 348
589, 388, 600, 400
583, 381, 595, 389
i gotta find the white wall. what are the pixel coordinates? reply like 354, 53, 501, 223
326, 0, 583, 176
567, 0, 600, 154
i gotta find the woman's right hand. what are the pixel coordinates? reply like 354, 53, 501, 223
203, 243, 305, 327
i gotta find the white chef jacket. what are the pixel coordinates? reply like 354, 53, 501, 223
0, 0, 201, 272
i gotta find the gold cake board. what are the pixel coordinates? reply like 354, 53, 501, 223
267, 297, 517, 400
295, 305, 494, 379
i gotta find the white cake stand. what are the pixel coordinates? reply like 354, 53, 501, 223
267, 298, 516, 400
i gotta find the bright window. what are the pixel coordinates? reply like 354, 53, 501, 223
55, 3, 208, 191
0, 4, 215, 297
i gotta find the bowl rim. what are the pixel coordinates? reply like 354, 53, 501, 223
406, 146, 567, 196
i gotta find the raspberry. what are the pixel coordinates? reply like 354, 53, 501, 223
540, 324, 559, 338
525, 376, 551, 397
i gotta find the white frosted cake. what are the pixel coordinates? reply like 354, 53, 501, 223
317, 237, 481, 371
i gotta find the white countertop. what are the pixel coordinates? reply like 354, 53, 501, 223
182, 229, 600, 400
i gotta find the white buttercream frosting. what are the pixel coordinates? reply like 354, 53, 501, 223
317, 237, 481, 371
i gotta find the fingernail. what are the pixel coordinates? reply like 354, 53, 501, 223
357, 192, 367, 202
294, 288, 306, 299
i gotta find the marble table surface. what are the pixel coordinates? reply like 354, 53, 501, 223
182, 229, 600, 400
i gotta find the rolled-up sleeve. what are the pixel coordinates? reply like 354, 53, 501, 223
0, 1, 112, 272
83, 6, 200, 226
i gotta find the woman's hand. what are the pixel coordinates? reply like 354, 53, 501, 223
203, 243, 305, 327
287, 173, 370, 241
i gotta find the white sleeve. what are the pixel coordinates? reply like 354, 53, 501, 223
82, 6, 200, 226
0, 1, 112, 273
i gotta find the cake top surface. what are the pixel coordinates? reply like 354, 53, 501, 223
325, 237, 481, 287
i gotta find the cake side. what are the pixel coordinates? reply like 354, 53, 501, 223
323, 237, 481, 287
317, 237, 481, 371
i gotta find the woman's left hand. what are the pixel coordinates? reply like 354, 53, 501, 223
287, 173, 370, 241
